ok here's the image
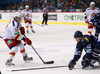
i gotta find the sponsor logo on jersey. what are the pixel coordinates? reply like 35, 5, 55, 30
7, 40, 12, 45
15, 28, 18, 32
85, 37, 89, 42
91, 13, 95, 16
14, 32, 19, 35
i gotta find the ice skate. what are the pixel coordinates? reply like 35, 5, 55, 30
27, 30, 29, 33
31, 30, 35, 33
97, 56, 100, 65
90, 60, 95, 68
82, 65, 90, 70
5, 59, 15, 66
45, 24, 48, 25
23, 55, 33, 61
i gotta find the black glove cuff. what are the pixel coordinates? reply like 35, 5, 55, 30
21, 37, 26, 41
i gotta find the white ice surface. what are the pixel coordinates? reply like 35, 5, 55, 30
0, 22, 100, 74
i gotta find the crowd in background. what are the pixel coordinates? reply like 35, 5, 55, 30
1, 0, 100, 12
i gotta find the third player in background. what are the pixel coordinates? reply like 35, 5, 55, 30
22, 5, 35, 33
85, 2, 100, 34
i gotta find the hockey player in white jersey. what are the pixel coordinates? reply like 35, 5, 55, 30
3, 12, 33, 66
85, 2, 100, 34
22, 5, 35, 33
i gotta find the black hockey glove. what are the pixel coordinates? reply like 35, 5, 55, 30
68, 60, 76, 70
81, 59, 89, 69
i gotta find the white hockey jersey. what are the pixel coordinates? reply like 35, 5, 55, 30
3, 19, 24, 40
22, 9, 32, 20
85, 7, 100, 22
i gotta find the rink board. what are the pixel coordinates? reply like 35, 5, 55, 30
0, 12, 87, 25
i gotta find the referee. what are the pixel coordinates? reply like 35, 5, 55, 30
42, 6, 48, 25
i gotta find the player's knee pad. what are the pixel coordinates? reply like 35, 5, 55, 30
30, 26, 33, 28
18, 42, 24, 49
26, 26, 29, 28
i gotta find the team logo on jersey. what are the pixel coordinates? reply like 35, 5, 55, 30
25, 14, 29, 17
15, 28, 18, 32
91, 13, 95, 16
7, 40, 12, 45
85, 37, 89, 42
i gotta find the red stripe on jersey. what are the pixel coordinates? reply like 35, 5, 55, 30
15, 34, 21, 40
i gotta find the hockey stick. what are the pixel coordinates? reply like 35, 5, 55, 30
11, 65, 67, 72
24, 35, 54, 64
31, 44, 54, 64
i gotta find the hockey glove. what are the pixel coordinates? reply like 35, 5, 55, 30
68, 60, 76, 70
85, 18, 89, 24
81, 59, 89, 69
20, 27, 25, 35
28, 19, 32, 24
24, 38, 32, 45
84, 16, 89, 24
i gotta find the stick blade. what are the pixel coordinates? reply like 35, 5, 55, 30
44, 61, 54, 64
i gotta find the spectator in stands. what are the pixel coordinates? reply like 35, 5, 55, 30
58, 0, 63, 9
42, 2, 46, 9
2, 0, 99, 12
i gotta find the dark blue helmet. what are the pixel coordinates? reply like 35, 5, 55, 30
74, 30, 83, 38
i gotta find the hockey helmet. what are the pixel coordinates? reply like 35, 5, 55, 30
25, 5, 29, 8
74, 30, 83, 38
13, 12, 22, 18
13, 12, 22, 23
90, 2, 95, 5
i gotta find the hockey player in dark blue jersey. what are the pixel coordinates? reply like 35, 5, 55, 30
91, 40, 100, 67
68, 30, 95, 70
90, 13, 100, 39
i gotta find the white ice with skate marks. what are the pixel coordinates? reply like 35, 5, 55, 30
0, 22, 100, 74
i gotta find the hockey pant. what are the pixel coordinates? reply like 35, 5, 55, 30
4, 39, 27, 60
88, 23, 93, 34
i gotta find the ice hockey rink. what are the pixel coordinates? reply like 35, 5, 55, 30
0, 22, 100, 74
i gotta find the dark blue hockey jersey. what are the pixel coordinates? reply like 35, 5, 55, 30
72, 34, 95, 63
90, 13, 100, 31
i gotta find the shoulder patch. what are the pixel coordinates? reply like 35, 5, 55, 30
84, 37, 89, 42
86, 7, 91, 11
